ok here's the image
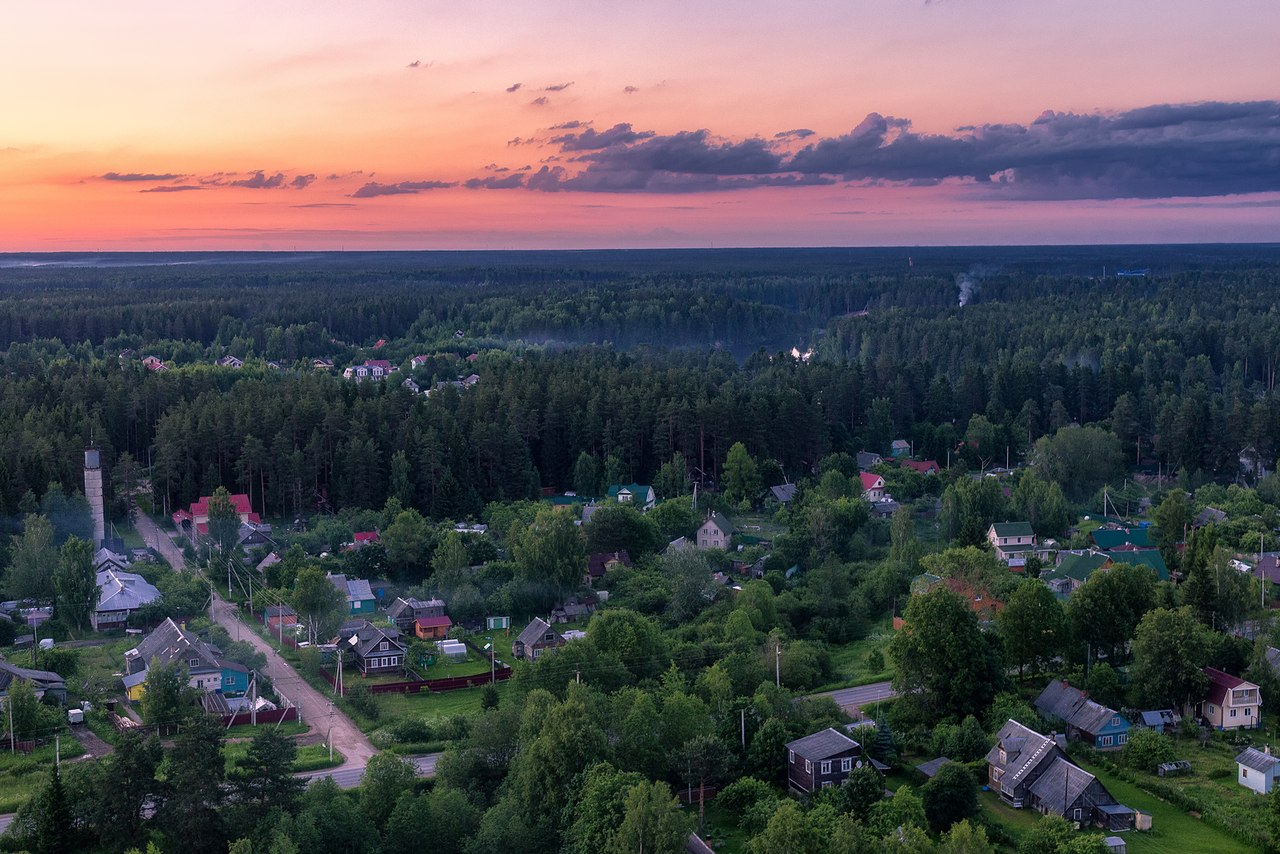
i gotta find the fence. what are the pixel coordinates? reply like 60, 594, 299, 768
220, 706, 298, 727
107, 705, 297, 736
318, 665, 513, 695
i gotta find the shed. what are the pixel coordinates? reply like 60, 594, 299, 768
1236, 746, 1280, 795
915, 757, 953, 779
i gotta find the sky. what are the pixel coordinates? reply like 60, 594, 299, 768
2, 0, 1279, 250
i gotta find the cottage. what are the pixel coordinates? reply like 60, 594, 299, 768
93, 547, 130, 574
1040, 551, 1112, 597
785, 728, 864, 793
769, 483, 798, 504
386, 596, 446, 632
587, 551, 632, 584
123, 618, 240, 700
1137, 709, 1180, 735
141, 356, 167, 372
1035, 680, 1130, 750
607, 483, 656, 511
890, 439, 912, 458
341, 621, 406, 675
859, 472, 886, 502
987, 719, 1135, 830
93, 568, 161, 630
855, 451, 883, 470
987, 522, 1038, 566
0, 659, 67, 704
512, 617, 564, 661
414, 615, 454, 640
1190, 667, 1261, 730
1236, 746, 1280, 795
261, 604, 297, 632
697, 512, 733, 550
216, 355, 245, 369
172, 492, 260, 545
901, 459, 940, 475
342, 359, 397, 382
328, 574, 377, 617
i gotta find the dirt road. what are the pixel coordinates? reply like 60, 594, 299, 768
132, 511, 376, 768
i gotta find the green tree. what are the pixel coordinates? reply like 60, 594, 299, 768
292, 564, 345, 644
432, 530, 470, 595
1032, 425, 1124, 501
52, 534, 97, 632
648, 497, 698, 541
96, 729, 162, 851
939, 820, 996, 854
359, 751, 418, 829
654, 452, 691, 500
112, 451, 144, 520
227, 728, 305, 831
584, 502, 661, 558
724, 442, 761, 505
139, 659, 197, 727
998, 580, 1065, 679
889, 588, 1006, 721
677, 733, 731, 836
512, 507, 586, 600
1121, 727, 1175, 772
747, 801, 820, 854
206, 486, 241, 555
158, 714, 227, 854
1152, 489, 1190, 571
923, 762, 978, 833
1066, 562, 1156, 663
573, 451, 602, 498
382, 508, 433, 579
34, 765, 71, 854
609, 781, 690, 854
1130, 606, 1212, 709
6, 513, 57, 601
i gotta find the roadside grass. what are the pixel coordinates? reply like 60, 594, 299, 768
701, 800, 748, 854
360, 682, 506, 726
0, 746, 60, 813
222, 740, 342, 774
816, 617, 894, 691
224, 721, 308, 739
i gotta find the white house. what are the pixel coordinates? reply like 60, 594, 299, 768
697, 512, 733, 550
1236, 746, 1280, 795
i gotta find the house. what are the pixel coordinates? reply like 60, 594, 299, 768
916, 757, 954, 779
312, 358, 335, 370
1193, 506, 1227, 528
901, 459, 940, 475
93, 568, 162, 630
216, 355, 244, 369
769, 483, 798, 504
1035, 680, 1131, 750
1236, 746, 1280, 795
261, 604, 297, 632
386, 597, 446, 632
897, 574, 1003, 626
1040, 551, 1112, 597
346, 531, 380, 551
0, 659, 67, 704
987, 522, 1038, 565
340, 621, 406, 675
987, 719, 1135, 830
607, 483, 656, 511
236, 521, 275, 551
1091, 526, 1154, 551
257, 552, 282, 574
870, 497, 900, 519
552, 597, 596, 623
1189, 668, 1261, 730
328, 574, 377, 616
123, 618, 229, 700
785, 728, 864, 794
141, 355, 167, 372
342, 359, 397, 382
172, 492, 260, 544
587, 551, 632, 584
697, 512, 733, 550
512, 617, 564, 661
411, 355, 431, 368
93, 547, 130, 574
859, 472, 886, 502
401, 378, 422, 394
414, 615, 453, 640
1137, 709, 1180, 734
1103, 547, 1170, 581
890, 439, 912, 458
856, 451, 883, 470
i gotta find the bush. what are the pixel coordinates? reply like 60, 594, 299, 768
716, 777, 775, 814
345, 682, 380, 721
1121, 728, 1174, 772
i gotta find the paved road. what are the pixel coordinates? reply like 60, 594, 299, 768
132, 512, 377, 769
300, 753, 441, 789
811, 680, 896, 715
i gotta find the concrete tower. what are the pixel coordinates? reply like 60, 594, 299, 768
84, 447, 105, 547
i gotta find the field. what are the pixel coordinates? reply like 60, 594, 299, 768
818, 618, 894, 691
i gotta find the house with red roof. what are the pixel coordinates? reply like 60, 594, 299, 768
1189, 667, 1261, 731
901, 459, 941, 475
172, 493, 259, 543
859, 471, 886, 501
414, 615, 454, 640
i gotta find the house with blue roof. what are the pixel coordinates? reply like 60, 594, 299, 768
328, 573, 377, 616
1036, 679, 1130, 750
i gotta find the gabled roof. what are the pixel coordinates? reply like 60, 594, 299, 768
1092, 527, 1153, 550
1028, 757, 1100, 813
263, 605, 296, 618
1035, 680, 1122, 734
770, 483, 798, 503
343, 621, 406, 657
93, 547, 129, 571
1204, 667, 1256, 707
415, 615, 453, 630
517, 617, 560, 649
987, 719, 1061, 787
859, 471, 885, 490
1194, 506, 1227, 527
856, 451, 882, 470
704, 511, 734, 537
1139, 709, 1178, 728
785, 727, 860, 761
901, 459, 940, 475
1055, 551, 1112, 582
128, 618, 221, 673
916, 757, 953, 778
1104, 548, 1169, 581
607, 483, 654, 502
0, 659, 66, 696
587, 551, 632, 578
1266, 646, 1280, 677
387, 597, 445, 618
96, 569, 161, 613
991, 521, 1034, 539
328, 574, 375, 604
1236, 746, 1280, 774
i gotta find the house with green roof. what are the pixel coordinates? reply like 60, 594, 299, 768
987, 521, 1052, 568
1041, 551, 1112, 598
1091, 526, 1154, 550
1105, 548, 1170, 581
607, 483, 656, 511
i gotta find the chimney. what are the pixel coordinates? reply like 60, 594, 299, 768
84, 447, 106, 548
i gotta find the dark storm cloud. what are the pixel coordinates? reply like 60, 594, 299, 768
103, 172, 183, 182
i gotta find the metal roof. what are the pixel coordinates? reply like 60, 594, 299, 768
785, 727, 860, 761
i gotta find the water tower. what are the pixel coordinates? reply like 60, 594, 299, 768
84, 447, 105, 548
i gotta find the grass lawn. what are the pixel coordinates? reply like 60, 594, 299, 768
817, 618, 894, 691
225, 721, 308, 739
222, 739, 342, 773
0, 746, 61, 813
1077, 759, 1262, 854
701, 801, 748, 854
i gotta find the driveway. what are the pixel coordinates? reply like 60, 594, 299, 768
132, 511, 377, 769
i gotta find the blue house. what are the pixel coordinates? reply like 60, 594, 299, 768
220, 660, 250, 695
1036, 680, 1131, 750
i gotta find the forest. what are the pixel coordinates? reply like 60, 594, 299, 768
3, 246, 1280, 854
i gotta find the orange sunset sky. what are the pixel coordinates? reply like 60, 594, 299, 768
3, 0, 1279, 250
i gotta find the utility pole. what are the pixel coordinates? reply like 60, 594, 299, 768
775, 642, 781, 688
327, 701, 334, 764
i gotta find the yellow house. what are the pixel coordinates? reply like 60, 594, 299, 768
1192, 667, 1261, 731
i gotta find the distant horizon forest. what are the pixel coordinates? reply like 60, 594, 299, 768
1, 244, 1280, 529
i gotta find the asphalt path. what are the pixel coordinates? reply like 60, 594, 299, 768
810, 680, 896, 714
300, 752, 441, 789
132, 511, 376, 769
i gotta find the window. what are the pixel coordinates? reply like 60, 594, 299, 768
804, 760, 812, 774
1099, 736, 1112, 746
1246, 708, 1252, 716
380, 641, 389, 651
789, 750, 795, 763
820, 761, 831, 775
1231, 709, 1238, 718
841, 758, 852, 772
821, 781, 832, 788
1073, 809, 1082, 821
189, 659, 200, 667
1118, 733, 1128, 745
1244, 768, 1249, 778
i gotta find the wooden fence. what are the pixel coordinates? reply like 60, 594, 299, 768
318, 665, 512, 695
